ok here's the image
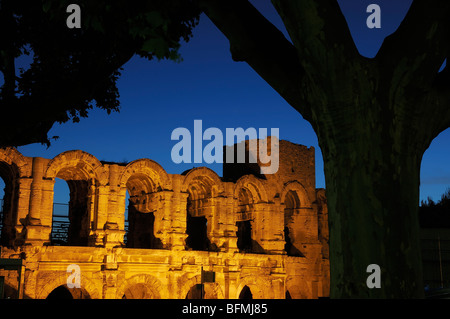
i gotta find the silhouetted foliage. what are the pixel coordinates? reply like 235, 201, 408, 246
0, 0, 200, 147
419, 188, 450, 228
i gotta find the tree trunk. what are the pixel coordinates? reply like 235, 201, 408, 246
199, 0, 448, 298
321, 132, 425, 298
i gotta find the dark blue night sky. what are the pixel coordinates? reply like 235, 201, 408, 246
4, 0, 449, 204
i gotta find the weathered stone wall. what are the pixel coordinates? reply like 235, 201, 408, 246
0, 142, 329, 299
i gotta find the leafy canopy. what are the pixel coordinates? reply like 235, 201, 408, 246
0, 0, 200, 147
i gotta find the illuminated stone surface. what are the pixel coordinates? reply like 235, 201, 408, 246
0, 141, 329, 299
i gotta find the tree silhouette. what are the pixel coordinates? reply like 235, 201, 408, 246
198, 0, 450, 298
0, 0, 200, 147
419, 189, 450, 228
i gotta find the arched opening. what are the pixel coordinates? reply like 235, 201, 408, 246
0, 161, 19, 246
50, 178, 70, 245
46, 151, 107, 247
284, 190, 303, 256
46, 285, 73, 299
122, 283, 155, 299
185, 179, 213, 251
66, 179, 91, 246
50, 175, 92, 246
125, 173, 162, 249
185, 284, 204, 299
239, 285, 253, 299
236, 188, 255, 253
186, 210, 209, 251
46, 285, 91, 299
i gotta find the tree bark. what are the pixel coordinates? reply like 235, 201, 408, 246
200, 0, 449, 298
321, 134, 424, 298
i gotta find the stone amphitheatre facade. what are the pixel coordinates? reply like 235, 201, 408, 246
0, 140, 329, 299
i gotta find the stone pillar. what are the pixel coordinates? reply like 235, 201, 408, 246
39, 178, 55, 243
99, 185, 124, 248
271, 277, 286, 299
259, 202, 285, 254
12, 178, 31, 246
292, 207, 321, 258
28, 158, 44, 220
96, 185, 110, 229
168, 175, 188, 250
24, 157, 49, 245
213, 195, 238, 252
106, 186, 127, 247
103, 251, 119, 299
169, 191, 188, 250
223, 183, 238, 253
115, 187, 127, 233
105, 164, 125, 230
252, 203, 269, 253
205, 197, 217, 249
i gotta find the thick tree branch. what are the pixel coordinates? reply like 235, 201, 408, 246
377, 0, 450, 85
197, 0, 311, 122
431, 63, 450, 137
413, 61, 450, 153
271, 0, 360, 76
436, 62, 450, 88
426, 90, 450, 147
268, 0, 369, 138
440, 90, 450, 132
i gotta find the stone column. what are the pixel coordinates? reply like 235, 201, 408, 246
169, 191, 188, 250
293, 207, 322, 258
28, 158, 44, 220
12, 177, 31, 246
39, 178, 55, 243
109, 186, 127, 247
252, 202, 266, 253
259, 202, 285, 254
213, 195, 238, 252
24, 157, 48, 245
223, 183, 238, 252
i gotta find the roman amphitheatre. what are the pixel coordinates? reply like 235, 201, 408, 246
0, 139, 329, 299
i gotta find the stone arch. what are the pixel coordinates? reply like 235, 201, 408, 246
239, 285, 253, 299
284, 190, 300, 210
285, 285, 305, 299
234, 175, 268, 253
119, 158, 170, 191
281, 182, 313, 256
180, 274, 201, 299
285, 276, 311, 299
36, 271, 101, 299
282, 189, 304, 256
234, 175, 268, 203
116, 274, 163, 299
204, 282, 224, 299
119, 159, 170, 249
236, 276, 268, 299
181, 274, 224, 299
0, 147, 31, 178
44, 150, 108, 185
182, 168, 224, 252
280, 181, 311, 208
0, 148, 29, 245
45, 150, 107, 246
181, 167, 224, 196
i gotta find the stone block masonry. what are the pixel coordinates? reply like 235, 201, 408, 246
0, 140, 329, 299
